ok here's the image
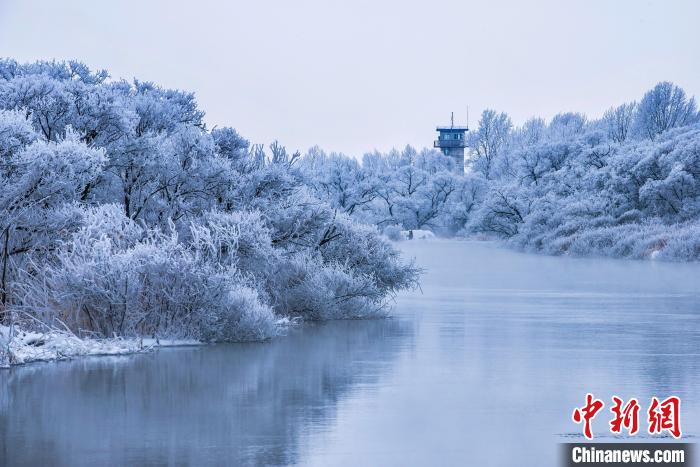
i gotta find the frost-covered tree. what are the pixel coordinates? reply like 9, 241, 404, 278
211, 127, 249, 160
300, 145, 474, 234
603, 103, 637, 143
0, 129, 106, 317
512, 117, 547, 148
635, 82, 698, 140
548, 112, 587, 140
299, 148, 378, 216
467, 109, 512, 178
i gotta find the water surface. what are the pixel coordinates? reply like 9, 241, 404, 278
2, 241, 699, 466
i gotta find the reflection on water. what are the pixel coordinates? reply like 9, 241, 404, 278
0, 320, 414, 466
2, 240, 700, 466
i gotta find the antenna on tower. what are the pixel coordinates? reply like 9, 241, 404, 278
466, 105, 469, 130
451, 111, 454, 129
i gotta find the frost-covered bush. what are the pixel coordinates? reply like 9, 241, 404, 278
655, 222, 700, 260
16, 205, 278, 340
268, 252, 386, 320
188, 209, 276, 278
514, 219, 700, 261
318, 215, 419, 295
196, 281, 276, 342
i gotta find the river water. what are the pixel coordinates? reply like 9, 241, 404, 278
1, 240, 699, 466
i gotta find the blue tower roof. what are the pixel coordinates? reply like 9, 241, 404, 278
436, 126, 468, 132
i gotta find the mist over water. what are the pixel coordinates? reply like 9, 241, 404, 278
2, 240, 699, 466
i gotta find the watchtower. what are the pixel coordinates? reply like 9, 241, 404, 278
434, 112, 468, 172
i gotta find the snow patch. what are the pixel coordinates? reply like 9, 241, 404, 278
0, 325, 204, 368
0, 318, 308, 368
401, 229, 436, 240
275, 316, 303, 327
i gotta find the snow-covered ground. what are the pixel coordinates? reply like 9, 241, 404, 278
400, 229, 436, 240
0, 325, 204, 368
0, 316, 302, 368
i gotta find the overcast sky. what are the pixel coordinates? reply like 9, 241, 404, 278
1, 0, 698, 156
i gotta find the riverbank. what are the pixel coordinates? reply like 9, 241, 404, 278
0, 325, 202, 368
0, 316, 303, 368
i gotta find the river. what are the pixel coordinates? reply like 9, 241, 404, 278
1, 240, 699, 466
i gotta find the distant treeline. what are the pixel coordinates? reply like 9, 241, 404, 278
301, 82, 700, 261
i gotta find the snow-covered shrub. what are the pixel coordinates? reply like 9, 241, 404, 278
0, 348, 7, 368
40, 233, 276, 340
16, 205, 277, 340
656, 221, 700, 261
555, 220, 700, 261
196, 280, 276, 342
188, 209, 276, 278
318, 215, 419, 296
268, 252, 386, 320
0, 329, 8, 367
